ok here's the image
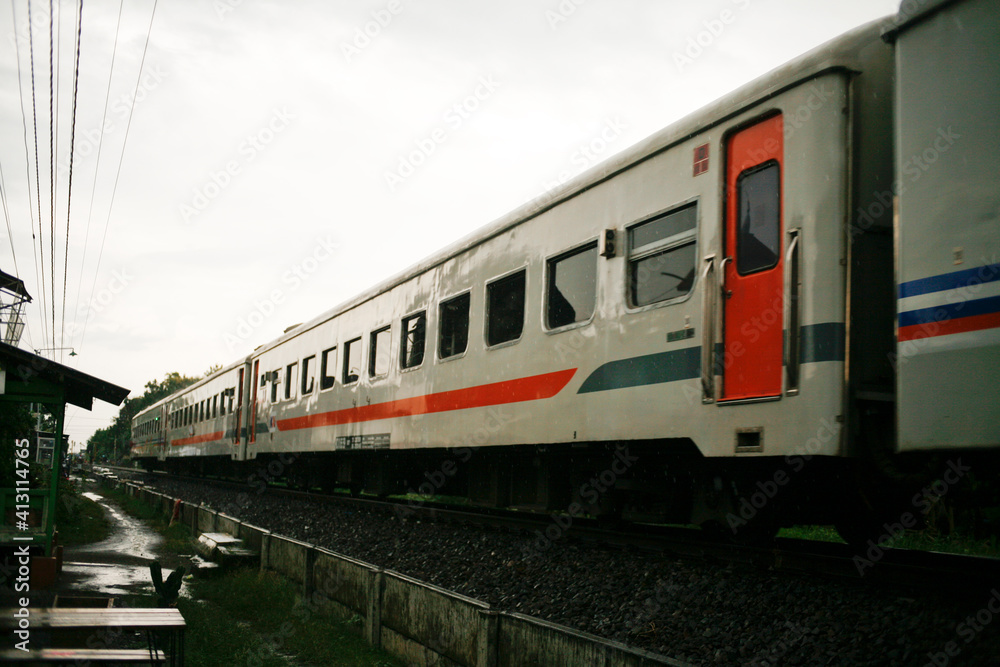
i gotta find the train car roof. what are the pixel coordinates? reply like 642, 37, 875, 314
244, 17, 893, 359
133, 355, 248, 418
881, 0, 962, 42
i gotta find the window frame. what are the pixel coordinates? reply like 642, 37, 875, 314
624, 199, 700, 312
400, 310, 427, 371
437, 290, 472, 362
343, 337, 363, 385
369, 325, 392, 379
319, 346, 337, 391
484, 266, 527, 349
735, 159, 781, 276
301, 355, 316, 395
543, 239, 599, 334
270, 370, 280, 403
285, 362, 298, 401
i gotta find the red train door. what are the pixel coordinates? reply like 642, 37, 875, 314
250, 360, 259, 443
722, 113, 784, 401
233, 367, 244, 446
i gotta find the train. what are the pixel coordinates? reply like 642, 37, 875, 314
131, 0, 999, 543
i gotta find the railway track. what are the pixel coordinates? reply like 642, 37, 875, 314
101, 464, 1000, 593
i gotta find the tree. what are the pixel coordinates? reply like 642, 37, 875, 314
86, 371, 200, 462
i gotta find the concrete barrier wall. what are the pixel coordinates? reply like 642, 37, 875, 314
266, 535, 311, 586
380, 571, 493, 667
215, 513, 240, 536
310, 547, 379, 639
237, 522, 266, 554
193, 506, 212, 534
498, 612, 684, 667
120, 481, 683, 667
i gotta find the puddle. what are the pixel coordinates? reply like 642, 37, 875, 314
59, 493, 184, 600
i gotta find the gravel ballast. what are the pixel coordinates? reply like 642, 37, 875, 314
141, 477, 999, 666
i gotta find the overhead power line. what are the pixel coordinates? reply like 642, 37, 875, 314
79, 0, 159, 352
61, 0, 84, 355
72, 0, 123, 345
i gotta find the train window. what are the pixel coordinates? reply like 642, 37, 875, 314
343, 338, 362, 384
219, 393, 226, 416
401, 312, 426, 369
627, 203, 698, 307
320, 347, 336, 390
439, 293, 470, 359
270, 370, 280, 403
546, 243, 598, 329
302, 355, 316, 395
199, 401, 205, 422
285, 362, 298, 400
486, 270, 526, 347
369, 327, 391, 378
736, 161, 780, 275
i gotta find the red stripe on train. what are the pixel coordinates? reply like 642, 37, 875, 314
172, 431, 226, 447
277, 368, 577, 432
898, 312, 1000, 342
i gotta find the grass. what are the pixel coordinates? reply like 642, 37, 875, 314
98, 480, 402, 667
778, 524, 1000, 558
56, 482, 113, 547
177, 570, 402, 667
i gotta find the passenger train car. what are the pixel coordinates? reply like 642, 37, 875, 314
131, 0, 999, 541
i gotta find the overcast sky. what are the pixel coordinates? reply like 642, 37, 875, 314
0, 0, 899, 449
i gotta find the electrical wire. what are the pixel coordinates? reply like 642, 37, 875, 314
49, 0, 56, 352
10, 1, 39, 352
26, 0, 51, 350
78, 0, 159, 352
70, 0, 123, 348
61, 0, 84, 355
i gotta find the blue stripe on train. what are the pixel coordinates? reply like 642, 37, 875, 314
897, 294, 1000, 327
577, 322, 845, 394
897, 262, 1000, 299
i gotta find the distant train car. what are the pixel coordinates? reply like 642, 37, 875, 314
132, 0, 999, 542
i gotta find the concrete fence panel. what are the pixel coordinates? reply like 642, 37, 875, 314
215, 513, 241, 536
238, 522, 267, 554
266, 535, 312, 586
196, 506, 215, 534
380, 570, 493, 667
497, 612, 684, 667
311, 549, 377, 624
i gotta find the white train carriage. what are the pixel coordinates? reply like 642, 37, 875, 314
131, 2, 999, 540
130, 403, 167, 459
131, 360, 246, 464
884, 0, 1000, 452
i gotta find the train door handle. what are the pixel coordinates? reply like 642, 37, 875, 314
719, 256, 733, 299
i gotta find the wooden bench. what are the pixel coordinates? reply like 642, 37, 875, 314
0, 647, 167, 664
0, 608, 184, 666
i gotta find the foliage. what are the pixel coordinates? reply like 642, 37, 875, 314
0, 401, 34, 487
86, 371, 199, 462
